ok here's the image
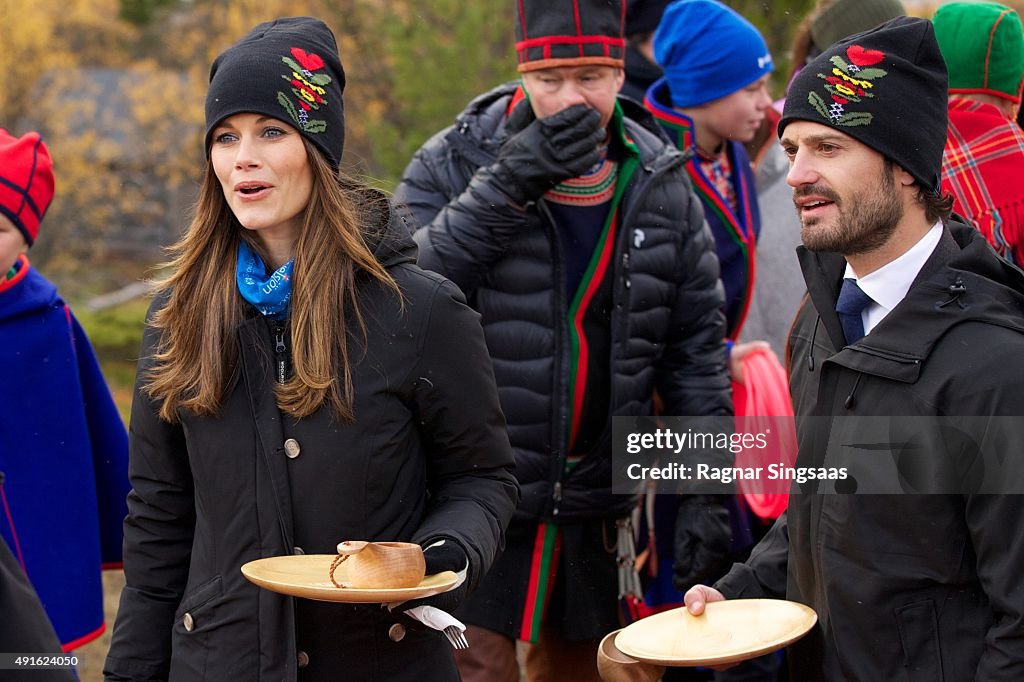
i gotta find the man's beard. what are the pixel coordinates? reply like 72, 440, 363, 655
796, 165, 903, 255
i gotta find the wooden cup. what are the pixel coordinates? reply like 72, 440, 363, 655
331, 540, 426, 589
597, 629, 666, 682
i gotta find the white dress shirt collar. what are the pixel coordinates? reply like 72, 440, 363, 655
843, 222, 943, 335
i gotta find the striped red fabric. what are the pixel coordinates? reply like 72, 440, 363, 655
941, 97, 1024, 266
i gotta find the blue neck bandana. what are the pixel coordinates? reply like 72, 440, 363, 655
236, 240, 294, 320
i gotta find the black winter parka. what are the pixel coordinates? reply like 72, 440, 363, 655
717, 223, 1024, 680
103, 211, 519, 682
395, 83, 732, 523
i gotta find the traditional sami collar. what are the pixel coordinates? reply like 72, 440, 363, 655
0, 254, 29, 294
643, 78, 697, 152
608, 99, 640, 158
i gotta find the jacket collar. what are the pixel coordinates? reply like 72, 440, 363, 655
0, 258, 58, 322
363, 193, 418, 267
0, 254, 31, 296
643, 78, 695, 152
798, 221, 1024, 381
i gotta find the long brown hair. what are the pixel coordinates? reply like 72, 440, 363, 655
144, 138, 399, 423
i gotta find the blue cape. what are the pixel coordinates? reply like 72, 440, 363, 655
0, 261, 129, 649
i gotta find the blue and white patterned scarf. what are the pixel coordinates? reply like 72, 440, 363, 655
236, 240, 294, 320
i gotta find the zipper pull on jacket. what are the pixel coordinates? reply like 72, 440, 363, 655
273, 321, 289, 384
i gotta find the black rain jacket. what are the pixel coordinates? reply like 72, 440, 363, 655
717, 223, 1024, 680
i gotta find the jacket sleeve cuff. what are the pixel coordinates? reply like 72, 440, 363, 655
714, 562, 769, 599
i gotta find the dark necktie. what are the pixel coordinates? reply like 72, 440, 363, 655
836, 278, 873, 345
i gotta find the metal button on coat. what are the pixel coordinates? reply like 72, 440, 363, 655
284, 438, 301, 459
183, 613, 194, 632
297, 651, 310, 668
388, 623, 406, 642
293, 546, 305, 555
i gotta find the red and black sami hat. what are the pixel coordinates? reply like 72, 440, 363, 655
206, 17, 346, 168
515, 0, 626, 73
0, 129, 54, 247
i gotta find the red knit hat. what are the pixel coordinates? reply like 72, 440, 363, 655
0, 129, 55, 247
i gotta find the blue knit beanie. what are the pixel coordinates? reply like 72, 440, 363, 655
654, 0, 773, 107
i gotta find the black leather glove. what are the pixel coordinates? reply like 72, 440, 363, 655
491, 103, 606, 204
672, 495, 733, 592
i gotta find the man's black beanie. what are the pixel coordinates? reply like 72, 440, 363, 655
206, 17, 346, 168
780, 16, 948, 194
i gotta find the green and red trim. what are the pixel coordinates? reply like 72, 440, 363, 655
645, 83, 757, 338
0, 254, 29, 295
519, 522, 563, 642
686, 157, 757, 338
566, 102, 640, 451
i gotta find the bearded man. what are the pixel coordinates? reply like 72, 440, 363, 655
684, 17, 1024, 680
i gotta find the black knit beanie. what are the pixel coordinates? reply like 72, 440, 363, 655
780, 16, 948, 194
206, 17, 345, 168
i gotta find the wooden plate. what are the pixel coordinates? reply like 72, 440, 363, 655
615, 599, 817, 667
241, 555, 458, 603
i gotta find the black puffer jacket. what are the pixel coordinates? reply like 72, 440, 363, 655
104, 206, 519, 682
396, 83, 731, 522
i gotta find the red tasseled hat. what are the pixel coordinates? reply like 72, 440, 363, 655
0, 129, 55, 246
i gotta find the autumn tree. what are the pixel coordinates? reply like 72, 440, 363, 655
343, 0, 516, 185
